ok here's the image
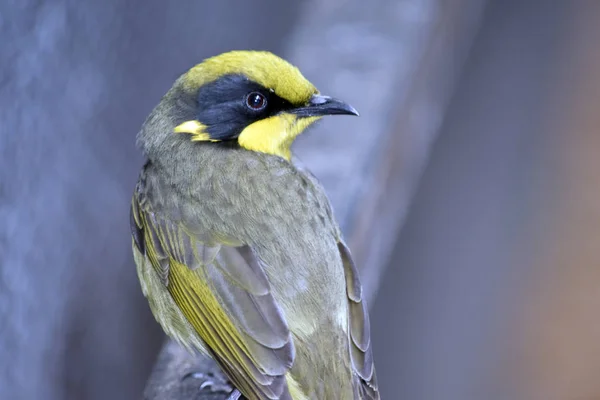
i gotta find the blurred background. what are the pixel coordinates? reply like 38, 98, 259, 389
2, 1, 600, 399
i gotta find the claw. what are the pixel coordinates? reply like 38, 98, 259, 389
199, 380, 215, 390
180, 370, 235, 394
226, 389, 242, 400
198, 379, 233, 393
181, 371, 210, 381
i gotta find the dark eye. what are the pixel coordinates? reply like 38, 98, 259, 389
246, 92, 267, 111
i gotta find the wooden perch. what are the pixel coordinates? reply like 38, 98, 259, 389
143, 0, 485, 398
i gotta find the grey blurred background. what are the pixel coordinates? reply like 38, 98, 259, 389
2, 1, 600, 400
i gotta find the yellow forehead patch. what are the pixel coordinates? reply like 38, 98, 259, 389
183, 51, 318, 105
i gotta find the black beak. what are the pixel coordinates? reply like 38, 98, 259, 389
290, 94, 359, 117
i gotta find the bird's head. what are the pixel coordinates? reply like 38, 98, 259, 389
139, 51, 358, 161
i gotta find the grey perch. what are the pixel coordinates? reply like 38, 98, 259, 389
143, 0, 485, 398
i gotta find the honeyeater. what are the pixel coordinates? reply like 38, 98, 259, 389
130, 50, 379, 400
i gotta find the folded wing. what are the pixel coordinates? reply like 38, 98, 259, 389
131, 195, 295, 400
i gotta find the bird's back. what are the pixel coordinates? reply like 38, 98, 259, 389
137, 145, 370, 399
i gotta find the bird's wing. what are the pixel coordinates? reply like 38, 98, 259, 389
338, 241, 380, 400
131, 196, 294, 400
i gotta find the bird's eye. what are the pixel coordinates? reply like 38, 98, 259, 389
246, 92, 267, 111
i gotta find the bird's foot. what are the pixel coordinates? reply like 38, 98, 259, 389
226, 389, 242, 400
181, 371, 234, 394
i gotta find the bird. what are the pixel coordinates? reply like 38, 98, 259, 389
130, 50, 379, 400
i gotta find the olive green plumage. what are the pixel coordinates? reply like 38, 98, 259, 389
130, 51, 379, 400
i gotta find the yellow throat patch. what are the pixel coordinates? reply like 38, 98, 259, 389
237, 115, 321, 161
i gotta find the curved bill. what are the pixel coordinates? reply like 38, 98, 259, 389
290, 94, 359, 117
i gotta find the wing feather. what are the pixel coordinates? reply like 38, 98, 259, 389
131, 195, 294, 400
338, 241, 380, 400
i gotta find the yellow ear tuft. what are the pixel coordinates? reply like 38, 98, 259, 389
174, 120, 219, 142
